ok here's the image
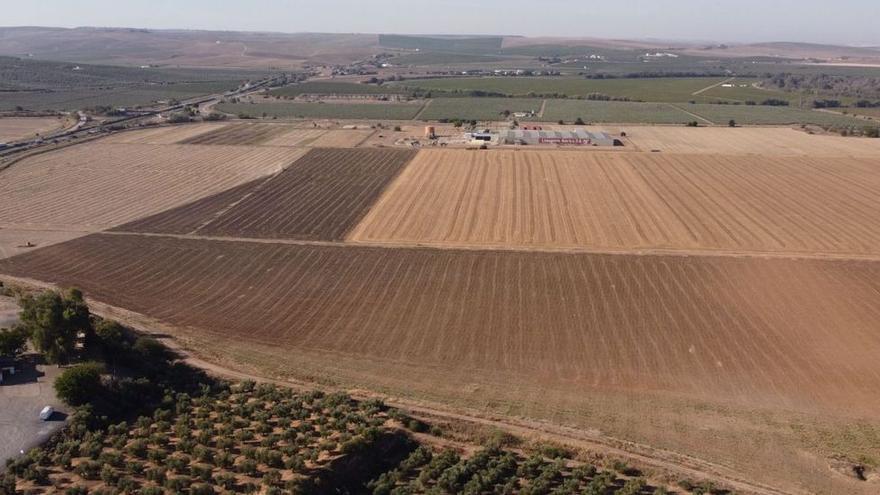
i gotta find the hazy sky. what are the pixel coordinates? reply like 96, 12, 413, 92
3, 0, 879, 45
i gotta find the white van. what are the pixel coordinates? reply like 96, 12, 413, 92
39, 406, 54, 421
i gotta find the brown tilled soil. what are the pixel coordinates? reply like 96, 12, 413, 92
4, 233, 880, 419
191, 148, 416, 240
110, 177, 274, 235
179, 123, 292, 146
350, 149, 880, 256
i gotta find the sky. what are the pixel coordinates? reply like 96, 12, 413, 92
2, 0, 878, 46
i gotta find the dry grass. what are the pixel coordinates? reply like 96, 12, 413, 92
101, 123, 229, 144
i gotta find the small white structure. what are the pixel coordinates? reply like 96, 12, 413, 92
39, 406, 54, 421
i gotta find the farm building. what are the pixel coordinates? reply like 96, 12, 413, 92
498, 129, 622, 146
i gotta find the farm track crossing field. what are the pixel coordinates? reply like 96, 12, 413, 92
350, 149, 880, 255
150, 148, 418, 241
4, 233, 880, 418
0, 143, 305, 229
682, 103, 868, 126
397, 77, 738, 102
179, 123, 291, 145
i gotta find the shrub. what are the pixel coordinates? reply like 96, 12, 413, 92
164, 476, 192, 494
65, 487, 89, 495
189, 483, 214, 495
76, 460, 102, 480
55, 362, 105, 406
140, 487, 164, 495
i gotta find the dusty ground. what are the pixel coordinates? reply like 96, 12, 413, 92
350, 149, 880, 256
0, 117, 67, 143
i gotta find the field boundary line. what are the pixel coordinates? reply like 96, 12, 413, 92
692, 77, 735, 96
412, 99, 433, 120
0, 274, 803, 495
537, 99, 547, 118
353, 129, 378, 147
99, 231, 880, 264
669, 103, 715, 125
190, 171, 285, 235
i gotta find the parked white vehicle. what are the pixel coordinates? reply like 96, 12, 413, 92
39, 406, 54, 421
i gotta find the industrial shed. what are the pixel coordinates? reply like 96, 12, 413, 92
498, 129, 622, 146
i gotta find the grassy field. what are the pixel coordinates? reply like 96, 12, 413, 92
541, 100, 694, 123
269, 81, 405, 98
683, 103, 869, 126
419, 97, 541, 121
392, 52, 512, 65
398, 77, 736, 102
216, 102, 423, 120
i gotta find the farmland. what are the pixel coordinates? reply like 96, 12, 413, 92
0, 143, 303, 229
607, 125, 880, 156
419, 97, 541, 121
542, 100, 694, 124
351, 149, 880, 256
117, 148, 416, 241
0, 116, 67, 142
217, 102, 424, 120
4, 233, 880, 421
180, 123, 291, 146
397, 77, 744, 102
269, 81, 405, 98
681, 103, 868, 126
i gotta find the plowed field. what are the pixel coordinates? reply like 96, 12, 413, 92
0, 143, 305, 229
3, 232, 880, 417
141, 148, 418, 240
179, 123, 291, 145
350, 149, 880, 256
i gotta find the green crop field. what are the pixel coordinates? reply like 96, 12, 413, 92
418, 98, 541, 121
269, 81, 405, 98
392, 52, 512, 65
216, 102, 424, 120
396, 77, 753, 102
541, 100, 695, 124
683, 103, 869, 126
697, 82, 801, 104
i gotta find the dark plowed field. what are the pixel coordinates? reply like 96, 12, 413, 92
110, 177, 274, 235
191, 148, 416, 240
178, 123, 290, 146
4, 233, 880, 416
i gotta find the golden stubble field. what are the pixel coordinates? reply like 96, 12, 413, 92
350, 148, 880, 256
